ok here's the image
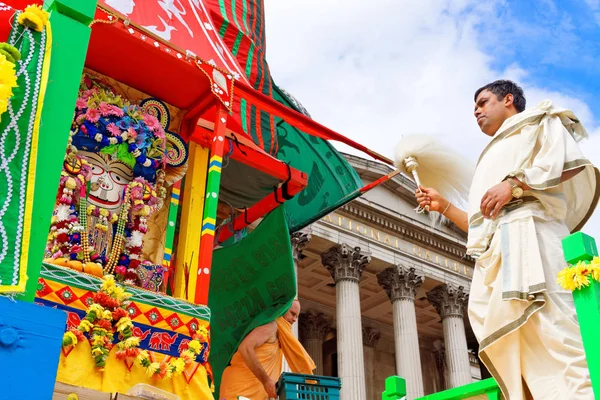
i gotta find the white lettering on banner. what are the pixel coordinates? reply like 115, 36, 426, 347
322, 213, 473, 277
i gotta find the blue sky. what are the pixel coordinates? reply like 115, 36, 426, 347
264, 0, 600, 238
478, 0, 600, 116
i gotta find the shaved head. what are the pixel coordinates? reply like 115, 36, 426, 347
283, 299, 300, 325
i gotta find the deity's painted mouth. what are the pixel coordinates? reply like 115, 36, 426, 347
89, 194, 120, 206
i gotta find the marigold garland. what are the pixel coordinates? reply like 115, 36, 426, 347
557, 257, 600, 291
137, 325, 213, 389
17, 4, 49, 32
0, 50, 18, 121
62, 275, 138, 369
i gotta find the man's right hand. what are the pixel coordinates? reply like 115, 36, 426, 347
415, 186, 449, 213
263, 378, 278, 398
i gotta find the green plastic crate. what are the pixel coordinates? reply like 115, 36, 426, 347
277, 372, 341, 400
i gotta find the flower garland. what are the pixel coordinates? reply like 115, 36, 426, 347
557, 257, 600, 291
17, 4, 49, 32
72, 83, 166, 180
137, 325, 213, 387
62, 276, 139, 369
0, 43, 18, 121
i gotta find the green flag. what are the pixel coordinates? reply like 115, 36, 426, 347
209, 206, 296, 396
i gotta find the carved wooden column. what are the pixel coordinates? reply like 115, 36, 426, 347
427, 284, 471, 388
322, 244, 370, 400
362, 327, 381, 400
378, 266, 425, 399
299, 311, 331, 375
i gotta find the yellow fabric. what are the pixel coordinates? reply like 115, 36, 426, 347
57, 346, 214, 400
220, 317, 315, 400
275, 317, 316, 374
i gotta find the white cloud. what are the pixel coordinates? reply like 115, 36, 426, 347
264, 0, 600, 240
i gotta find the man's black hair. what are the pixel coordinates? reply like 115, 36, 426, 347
474, 80, 526, 112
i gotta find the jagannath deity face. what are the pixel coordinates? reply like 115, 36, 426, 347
80, 151, 134, 211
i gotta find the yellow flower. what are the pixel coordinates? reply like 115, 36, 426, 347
102, 310, 113, 320
91, 346, 105, 356
0, 54, 17, 120
89, 303, 105, 315
17, 12, 43, 32
99, 208, 109, 217
171, 358, 186, 374
146, 362, 161, 377
101, 276, 116, 292
17, 5, 49, 31
137, 350, 150, 364
123, 336, 140, 348
63, 331, 78, 346
92, 335, 105, 347
116, 317, 133, 333
558, 264, 591, 291
187, 340, 201, 354
79, 320, 94, 332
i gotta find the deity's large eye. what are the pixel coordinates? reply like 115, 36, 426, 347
110, 171, 128, 185
91, 164, 105, 176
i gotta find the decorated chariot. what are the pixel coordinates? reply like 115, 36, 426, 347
0, 0, 397, 399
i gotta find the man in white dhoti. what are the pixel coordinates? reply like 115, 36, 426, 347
416, 80, 599, 399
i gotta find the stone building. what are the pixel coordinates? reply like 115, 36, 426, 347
291, 153, 484, 400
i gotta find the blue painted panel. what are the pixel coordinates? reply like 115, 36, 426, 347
0, 296, 66, 398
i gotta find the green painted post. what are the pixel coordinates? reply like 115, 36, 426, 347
382, 376, 407, 400
561, 232, 600, 399
17, 0, 98, 302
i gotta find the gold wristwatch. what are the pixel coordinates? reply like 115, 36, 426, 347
506, 178, 524, 199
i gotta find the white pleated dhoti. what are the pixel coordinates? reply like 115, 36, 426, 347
468, 217, 592, 399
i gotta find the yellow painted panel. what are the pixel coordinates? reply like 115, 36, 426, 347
173, 142, 209, 302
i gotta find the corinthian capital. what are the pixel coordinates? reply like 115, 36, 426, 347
426, 284, 469, 319
362, 326, 381, 348
377, 265, 424, 302
299, 311, 331, 341
291, 231, 312, 261
321, 243, 370, 283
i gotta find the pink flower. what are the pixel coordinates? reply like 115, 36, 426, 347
115, 266, 127, 276
106, 123, 121, 137
98, 102, 112, 117
109, 105, 124, 117
76, 98, 88, 110
127, 127, 137, 140
143, 114, 160, 131
86, 108, 101, 123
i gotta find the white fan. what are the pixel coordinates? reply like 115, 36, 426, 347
394, 135, 474, 220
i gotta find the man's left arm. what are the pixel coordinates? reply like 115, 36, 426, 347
480, 166, 585, 219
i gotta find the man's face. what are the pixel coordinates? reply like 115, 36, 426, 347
474, 90, 514, 137
283, 300, 300, 325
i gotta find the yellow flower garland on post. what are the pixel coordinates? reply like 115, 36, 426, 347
17, 5, 49, 32
0, 53, 18, 121
557, 257, 600, 291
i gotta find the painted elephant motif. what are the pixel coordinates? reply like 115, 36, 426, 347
178, 339, 189, 354
66, 312, 81, 330
132, 326, 151, 341
149, 332, 178, 351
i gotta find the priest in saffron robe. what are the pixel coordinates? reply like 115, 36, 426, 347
220, 299, 316, 399
416, 80, 598, 399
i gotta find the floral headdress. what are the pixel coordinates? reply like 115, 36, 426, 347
70, 77, 166, 183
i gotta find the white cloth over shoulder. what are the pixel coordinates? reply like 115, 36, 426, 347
467, 100, 600, 258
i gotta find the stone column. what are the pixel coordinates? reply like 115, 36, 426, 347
377, 266, 425, 399
291, 231, 311, 338
427, 284, 471, 388
299, 311, 331, 375
362, 327, 381, 400
322, 244, 370, 400
282, 232, 312, 373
